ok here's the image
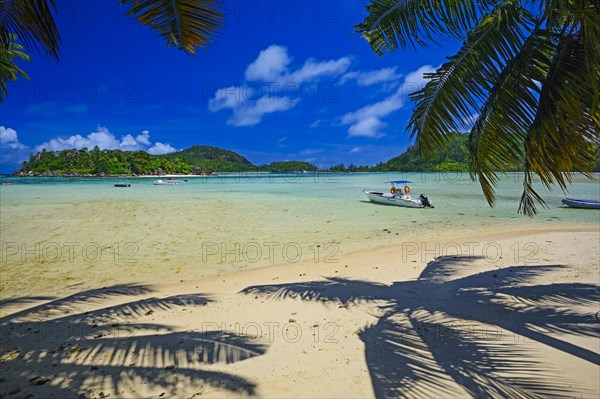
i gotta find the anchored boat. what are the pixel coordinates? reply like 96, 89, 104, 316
154, 178, 187, 185
364, 180, 434, 208
561, 198, 600, 209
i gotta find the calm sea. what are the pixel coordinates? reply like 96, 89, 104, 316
1, 172, 598, 297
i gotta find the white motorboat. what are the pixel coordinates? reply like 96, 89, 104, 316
154, 179, 179, 185
364, 180, 434, 208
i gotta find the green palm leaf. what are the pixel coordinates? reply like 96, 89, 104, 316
358, 0, 600, 215
120, 0, 224, 55
408, 1, 532, 155
467, 27, 552, 209
0, 0, 60, 59
0, 35, 30, 101
520, 32, 599, 215
355, 0, 496, 54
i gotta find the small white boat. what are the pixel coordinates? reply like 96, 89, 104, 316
154, 179, 179, 185
561, 198, 600, 209
364, 180, 434, 208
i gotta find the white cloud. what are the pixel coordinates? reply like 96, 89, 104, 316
136, 130, 151, 145
1, 126, 21, 147
208, 86, 253, 112
148, 142, 176, 155
0, 126, 178, 171
341, 64, 436, 139
310, 120, 322, 128
227, 96, 298, 126
341, 67, 402, 86
36, 126, 119, 152
341, 90, 404, 138
341, 92, 404, 125
120, 134, 139, 148
350, 147, 361, 153
288, 57, 351, 84
245, 45, 291, 81
0, 126, 32, 164
34, 126, 176, 154
402, 65, 436, 89
210, 45, 351, 127
348, 117, 388, 138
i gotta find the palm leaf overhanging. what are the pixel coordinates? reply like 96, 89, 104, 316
0, 0, 60, 59
0, 0, 224, 94
0, 34, 29, 101
120, 0, 224, 55
357, 0, 600, 216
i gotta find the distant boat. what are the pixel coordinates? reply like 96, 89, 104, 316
561, 198, 600, 209
114, 183, 131, 187
364, 180, 434, 208
154, 178, 186, 185
1, 181, 13, 185
154, 179, 175, 185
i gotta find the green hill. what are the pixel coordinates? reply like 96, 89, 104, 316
160, 145, 253, 172
372, 133, 470, 172
257, 161, 316, 172
15, 146, 317, 176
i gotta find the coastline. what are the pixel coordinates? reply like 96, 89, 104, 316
1, 229, 598, 398
1, 220, 597, 299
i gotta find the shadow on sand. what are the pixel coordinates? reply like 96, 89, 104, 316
0, 284, 266, 398
242, 256, 599, 398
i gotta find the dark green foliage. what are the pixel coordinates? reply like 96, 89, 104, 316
257, 161, 317, 173
372, 133, 470, 172
329, 163, 371, 172
17, 147, 317, 175
19, 147, 237, 175
159, 145, 254, 172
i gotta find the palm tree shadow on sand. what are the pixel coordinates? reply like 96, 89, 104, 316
0, 284, 266, 398
242, 256, 599, 398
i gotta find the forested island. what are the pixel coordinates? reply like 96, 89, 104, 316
15, 145, 318, 176
13, 134, 600, 176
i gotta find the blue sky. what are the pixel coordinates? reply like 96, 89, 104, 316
0, 0, 461, 171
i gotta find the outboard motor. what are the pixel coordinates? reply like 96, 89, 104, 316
419, 194, 434, 208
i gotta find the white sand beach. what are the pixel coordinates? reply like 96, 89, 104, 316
1, 229, 598, 398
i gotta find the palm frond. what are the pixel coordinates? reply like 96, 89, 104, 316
408, 1, 532, 156
0, 0, 60, 59
0, 34, 29, 101
467, 27, 552, 207
120, 0, 223, 55
355, 0, 488, 54
521, 31, 599, 215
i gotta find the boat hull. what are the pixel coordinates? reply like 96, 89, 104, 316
562, 198, 600, 209
154, 179, 178, 185
363, 191, 428, 208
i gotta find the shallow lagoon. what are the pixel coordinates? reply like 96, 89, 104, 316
1, 172, 598, 297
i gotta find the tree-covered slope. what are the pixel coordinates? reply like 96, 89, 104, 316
257, 161, 316, 172
372, 133, 470, 172
159, 145, 253, 172
15, 146, 317, 176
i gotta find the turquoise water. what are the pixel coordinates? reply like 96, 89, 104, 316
1, 173, 598, 297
